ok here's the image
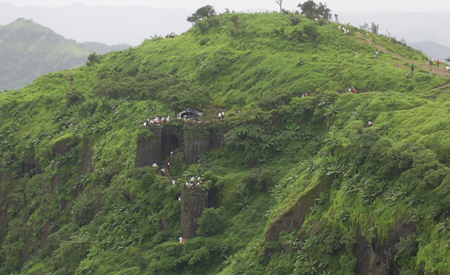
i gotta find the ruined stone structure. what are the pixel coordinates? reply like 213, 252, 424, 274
135, 121, 228, 167
180, 185, 209, 239
135, 121, 227, 239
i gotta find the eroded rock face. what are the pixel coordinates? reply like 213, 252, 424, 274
181, 186, 209, 239
356, 217, 416, 275
52, 136, 77, 157
265, 183, 330, 243
80, 140, 93, 175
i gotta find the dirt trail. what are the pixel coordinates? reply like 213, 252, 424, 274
355, 32, 450, 80
65, 70, 74, 90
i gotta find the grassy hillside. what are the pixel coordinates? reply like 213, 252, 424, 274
1, 11, 450, 275
0, 18, 92, 90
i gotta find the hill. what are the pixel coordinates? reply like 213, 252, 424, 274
1, 11, 450, 275
0, 2, 193, 45
408, 41, 450, 62
0, 18, 92, 90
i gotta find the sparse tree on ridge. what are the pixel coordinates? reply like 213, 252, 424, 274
370, 22, 379, 35
297, 0, 331, 20
275, 0, 284, 12
187, 5, 216, 24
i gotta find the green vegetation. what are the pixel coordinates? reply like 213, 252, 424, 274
1, 7, 450, 275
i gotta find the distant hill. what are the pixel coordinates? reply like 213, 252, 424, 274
0, 18, 92, 90
81, 42, 132, 54
407, 41, 450, 61
0, 2, 193, 46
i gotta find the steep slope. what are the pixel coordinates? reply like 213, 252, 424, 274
1, 12, 450, 275
0, 18, 92, 90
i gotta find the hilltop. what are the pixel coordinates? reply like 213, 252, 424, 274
1, 10, 450, 275
0, 18, 92, 90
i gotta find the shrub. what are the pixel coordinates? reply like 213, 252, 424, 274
196, 207, 228, 236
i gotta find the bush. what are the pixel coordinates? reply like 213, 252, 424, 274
71, 193, 95, 227
197, 207, 228, 236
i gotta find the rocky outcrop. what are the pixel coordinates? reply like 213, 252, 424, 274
52, 135, 77, 157
80, 139, 93, 175
265, 182, 330, 243
356, 217, 417, 275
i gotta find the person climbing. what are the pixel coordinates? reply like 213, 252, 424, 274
437, 59, 440, 67
221, 110, 225, 119
368, 121, 373, 127
172, 179, 176, 185
170, 151, 174, 159
168, 161, 171, 170
406, 72, 410, 78
411, 63, 414, 76
355, 52, 359, 58
161, 168, 165, 176
218, 112, 221, 120
179, 236, 183, 243
375, 50, 379, 59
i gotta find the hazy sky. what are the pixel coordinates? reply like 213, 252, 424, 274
3, 0, 450, 13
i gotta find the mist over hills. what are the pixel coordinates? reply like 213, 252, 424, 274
0, 1, 193, 45
0, 18, 92, 90
81, 41, 131, 54
339, 11, 450, 47
407, 41, 450, 62
0, 18, 135, 90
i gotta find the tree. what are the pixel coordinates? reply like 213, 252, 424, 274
297, 1, 331, 20
370, 22, 379, 35
187, 5, 216, 24
275, 0, 284, 12
86, 52, 102, 66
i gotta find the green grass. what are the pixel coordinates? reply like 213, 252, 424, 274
1, 11, 450, 275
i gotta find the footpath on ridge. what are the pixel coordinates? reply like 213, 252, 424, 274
355, 32, 450, 94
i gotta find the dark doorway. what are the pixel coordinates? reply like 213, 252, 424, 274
169, 135, 180, 153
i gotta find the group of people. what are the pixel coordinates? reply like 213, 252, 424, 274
166, 32, 175, 39
185, 176, 203, 187
152, 160, 172, 176
338, 25, 350, 34
426, 57, 441, 67
143, 116, 170, 126
349, 87, 358, 94
217, 111, 226, 120
301, 92, 310, 98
